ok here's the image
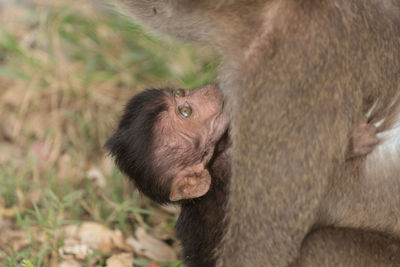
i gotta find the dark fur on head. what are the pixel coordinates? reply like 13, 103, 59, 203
105, 88, 172, 204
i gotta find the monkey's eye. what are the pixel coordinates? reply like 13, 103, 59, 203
174, 89, 185, 98
179, 106, 192, 118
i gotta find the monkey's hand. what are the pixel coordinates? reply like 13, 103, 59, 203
348, 118, 380, 159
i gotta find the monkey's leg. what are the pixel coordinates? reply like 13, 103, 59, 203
293, 227, 400, 267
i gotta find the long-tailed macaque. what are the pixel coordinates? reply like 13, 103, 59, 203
106, 85, 229, 267
109, 0, 400, 265
106, 85, 397, 266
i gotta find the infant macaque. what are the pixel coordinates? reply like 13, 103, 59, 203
106, 85, 378, 267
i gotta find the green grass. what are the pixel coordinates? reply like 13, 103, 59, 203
0, 0, 216, 266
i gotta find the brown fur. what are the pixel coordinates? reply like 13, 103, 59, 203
112, 0, 400, 265
294, 228, 400, 267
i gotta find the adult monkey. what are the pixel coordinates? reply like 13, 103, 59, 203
111, 0, 400, 265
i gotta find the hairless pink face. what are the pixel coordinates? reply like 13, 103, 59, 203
165, 85, 226, 142
153, 85, 229, 201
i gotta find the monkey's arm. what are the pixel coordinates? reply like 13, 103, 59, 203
218, 79, 356, 266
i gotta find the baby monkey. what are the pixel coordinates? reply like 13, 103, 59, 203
106, 85, 378, 267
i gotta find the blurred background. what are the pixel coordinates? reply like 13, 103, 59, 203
0, 0, 217, 266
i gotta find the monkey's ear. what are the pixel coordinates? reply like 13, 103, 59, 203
169, 164, 211, 201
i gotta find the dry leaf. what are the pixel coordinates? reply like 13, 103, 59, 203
86, 166, 107, 188
126, 227, 177, 262
59, 221, 131, 260
143, 263, 162, 267
106, 253, 133, 267
58, 259, 82, 267
59, 244, 92, 260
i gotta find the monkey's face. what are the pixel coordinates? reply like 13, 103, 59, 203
152, 85, 230, 201
161, 84, 228, 151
